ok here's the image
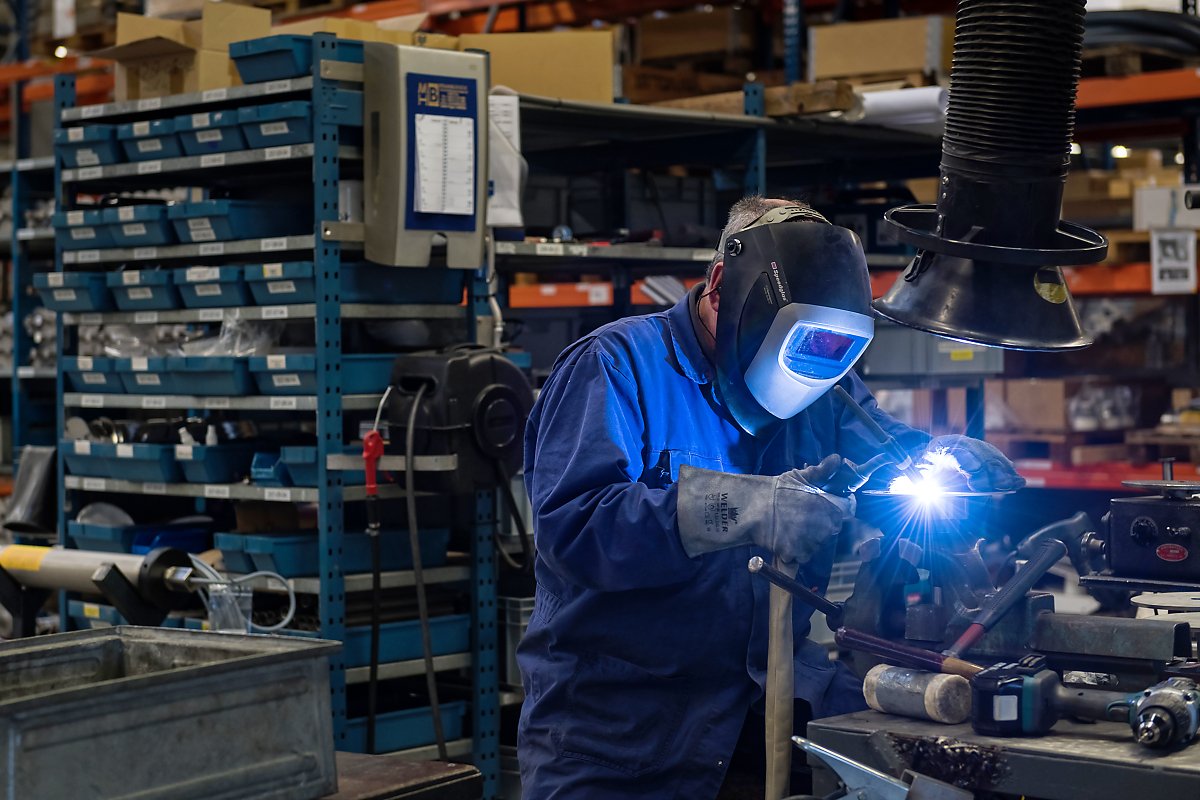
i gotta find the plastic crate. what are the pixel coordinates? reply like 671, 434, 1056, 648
500, 596, 535, 685
55, 124, 121, 167
62, 355, 120, 393
53, 210, 116, 250
283, 614, 469, 668
62, 439, 114, 478
165, 356, 253, 395
33, 272, 113, 312
68, 520, 210, 554
168, 199, 307, 243
117, 118, 183, 162
238, 101, 313, 149
173, 265, 252, 308
115, 356, 174, 394
175, 443, 255, 483
106, 269, 180, 312
342, 263, 465, 305
103, 205, 178, 247
242, 528, 449, 578
230, 35, 362, 83
250, 451, 289, 487
248, 354, 393, 395
109, 442, 182, 483
278, 445, 368, 485
214, 531, 257, 573
245, 261, 314, 305
343, 701, 467, 755
174, 110, 247, 155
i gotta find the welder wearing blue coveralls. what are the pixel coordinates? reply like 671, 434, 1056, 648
517, 196, 1023, 799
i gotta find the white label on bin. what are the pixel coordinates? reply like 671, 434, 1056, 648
74, 440, 91, 455
71, 227, 95, 240
137, 98, 162, 111
143, 482, 167, 495
535, 242, 564, 256
133, 247, 157, 260
264, 146, 291, 161
198, 244, 226, 257
78, 167, 103, 181
68, 127, 85, 142
264, 488, 292, 502
76, 356, 94, 370
261, 237, 288, 251
123, 223, 148, 237
204, 485, 230, 499
122, 270, 141, 285
131, 357, 149, 371
587, 285, 610, 305
187, 266, 219, 282
267, 355, 287, 370
67, 210, 85, 225
137, 139, 162, 154
116, 444, 134, 458
118, 206, 137, 222
132, 121, 151, 137
82, 477, 105, 491
82, 372, 105, 384
76, 149, 99, 166
567, 244, 589, 257
188, 218, 213, 231
175, 444, 194, 460
197, 130, 224, 145
267, 280, 296, 295
192, 112, 211, 128
135, 374, 161, 386
137, 160, 162, 174
270, 397, 298, 410
494, 241, 516, 255
47, 273, 64, 287
194, 284, 223, 297
260, 305, 288, 320
79, 313, 102, 324
203, 397, 230, 409
128, 288, 154, 301
16, 159, 33, 170
52, 288, 77, 302
81, 105, 104, 118
261, 121, 289, 137
141, 396, 166, 409
201, 88, 227, 103
76, 250, 100, 263
198, 308, 224, 322
263, 263, 284, 278
272, 374, 302, 388
200, 153, 225, 168
133, 309, 158, 322
81, 394, 104, 407
265, 80, 292, 94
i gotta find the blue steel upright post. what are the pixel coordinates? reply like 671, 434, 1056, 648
742, 83, 767, 196
473, 488, 500, 796
311, 33, 349, 744
53, 75, 76, 630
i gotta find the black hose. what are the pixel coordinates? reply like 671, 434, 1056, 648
494, 461, 534, 574
405, 382, 448, 760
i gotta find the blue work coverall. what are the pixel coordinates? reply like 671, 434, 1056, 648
518, 287, 927, 798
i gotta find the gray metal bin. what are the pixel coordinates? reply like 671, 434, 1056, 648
0, 626, 340, 800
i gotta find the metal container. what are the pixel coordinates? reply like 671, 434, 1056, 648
0, 626, 340, 800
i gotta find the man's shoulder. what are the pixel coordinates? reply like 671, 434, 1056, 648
557, 310, 673, 371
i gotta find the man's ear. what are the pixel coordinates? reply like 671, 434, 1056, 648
707, 261, 724, 313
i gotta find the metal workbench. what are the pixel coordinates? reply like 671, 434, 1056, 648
808, 710, 1200, 799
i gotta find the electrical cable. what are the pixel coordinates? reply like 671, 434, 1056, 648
493, 461, 534, 573
366, 386, 393, 754
187, 554, 296, 632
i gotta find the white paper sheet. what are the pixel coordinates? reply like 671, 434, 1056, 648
414, 114, 475, 216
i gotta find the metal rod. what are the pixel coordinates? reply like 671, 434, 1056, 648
832, 385, 925, 485
749, 556, 843, 626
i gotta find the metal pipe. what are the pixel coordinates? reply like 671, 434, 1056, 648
0, 545, 146, 594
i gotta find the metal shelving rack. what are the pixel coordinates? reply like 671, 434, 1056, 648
52, 34, 500, 795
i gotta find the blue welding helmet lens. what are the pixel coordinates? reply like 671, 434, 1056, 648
781, 325, 869, 379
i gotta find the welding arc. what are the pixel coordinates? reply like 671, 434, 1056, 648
831, 385, 925, 486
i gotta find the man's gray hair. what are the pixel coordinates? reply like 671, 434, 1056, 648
706, 195, 817, 282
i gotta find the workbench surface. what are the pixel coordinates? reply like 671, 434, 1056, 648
809, 710, 1200, 799
324, 753, 481, 800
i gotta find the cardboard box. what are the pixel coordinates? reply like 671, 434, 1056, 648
459, 30, 614, 103
808, 16, 953, 81
1134, 184, 1200, 231
272, 17, 406, 44
636, 7, 755, 63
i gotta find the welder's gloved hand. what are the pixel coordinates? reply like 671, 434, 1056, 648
924, 435, 1025, 492
676, 455, 850, 564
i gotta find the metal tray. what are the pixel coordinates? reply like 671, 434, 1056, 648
0, 626, 340, 800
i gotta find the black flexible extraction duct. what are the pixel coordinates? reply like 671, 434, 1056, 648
875, 0, 1108, 351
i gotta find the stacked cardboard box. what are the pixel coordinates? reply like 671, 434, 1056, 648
808, 16, 953, 83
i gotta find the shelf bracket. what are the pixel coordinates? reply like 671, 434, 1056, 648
320, 60, 364, 83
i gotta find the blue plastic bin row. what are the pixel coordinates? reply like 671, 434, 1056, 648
67, 519, 212, 554
231, 35, 364, 83
342, 702, 467, 755
215, 528, 450, 577
55, 101, 318, 168
62, 439, 256, 483
33, 261, 464, 312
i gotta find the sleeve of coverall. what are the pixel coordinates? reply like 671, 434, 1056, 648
834, 371, 931, 465
527, 346, 703, 592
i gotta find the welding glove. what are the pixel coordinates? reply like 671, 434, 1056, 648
676, 455, 851, 564
924, 435, 1026, 492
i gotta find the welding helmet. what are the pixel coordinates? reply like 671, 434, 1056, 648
714, 207, 875, 435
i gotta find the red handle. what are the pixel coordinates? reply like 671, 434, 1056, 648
362, 430, 384, 497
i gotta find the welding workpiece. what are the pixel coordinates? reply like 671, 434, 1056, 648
971, 654, 1200, 749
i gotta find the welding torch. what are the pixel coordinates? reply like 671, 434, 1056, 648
832, 385, 926, 487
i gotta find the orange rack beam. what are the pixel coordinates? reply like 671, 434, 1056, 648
1077, 67, 1200, 110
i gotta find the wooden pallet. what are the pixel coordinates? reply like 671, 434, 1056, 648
653, 80, 855, 117
987, 430, 1129, 466
1127, 427, 1200, 465
1082, 45, 1200, 79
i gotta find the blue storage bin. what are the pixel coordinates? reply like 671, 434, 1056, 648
62, 355, 120, 393
214, 531, 257, 573
115, 356, 174, 394
238, 102, 313, 149
279, 446, 315, 486
117, 118, 183, 162
175, 110, 247, 155
283, 614, 469, 668
62, 439, 115, 478
69, 519, 210, 553
343, 702, 467, 755
248, 354, 393, 396
342, 263, 465, 305
168, 199, 308, 243
55, 124, 121, 167
53, 209, 116, 250
109, 442, 181, 483
245, 261, 314, 305
250, 451, 289, 486
105, 269, 180, 311
165, 356, 253, 395
33, 272, 112, 312
230, 35, 363, 84
173, 265, 252, 308
68, 600, 185, 629
243, 528, 449, 578
102, 205, 178, 247
175, 443, 255, 483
